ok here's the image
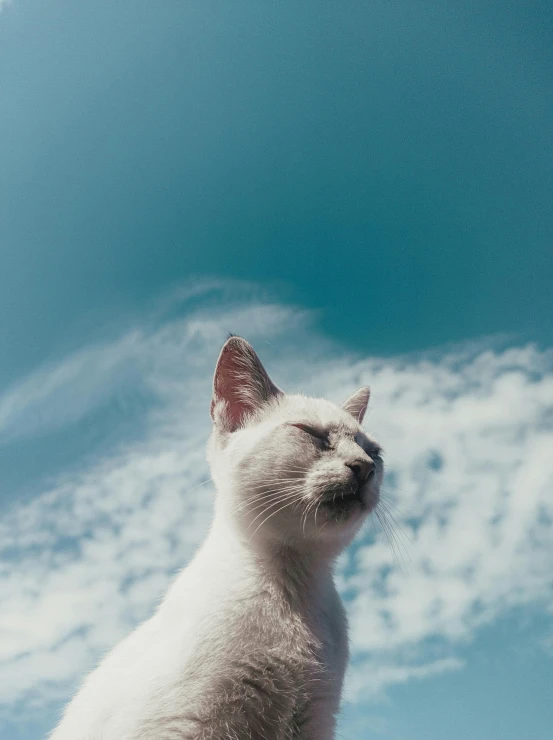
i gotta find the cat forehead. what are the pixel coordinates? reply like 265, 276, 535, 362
271, 394, 360, 431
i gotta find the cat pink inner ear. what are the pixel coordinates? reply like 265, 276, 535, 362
210, 337, 282, 432
341, 386, 370, 423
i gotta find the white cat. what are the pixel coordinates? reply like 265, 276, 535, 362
49, 336, 384, 740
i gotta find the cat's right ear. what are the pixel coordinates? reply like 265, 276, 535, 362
210, 336, 282, 433
341, 385, 370, 423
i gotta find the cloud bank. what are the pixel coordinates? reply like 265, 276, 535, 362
0, 286, 552, 722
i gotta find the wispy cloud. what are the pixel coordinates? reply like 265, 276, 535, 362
0, 285, 552, 725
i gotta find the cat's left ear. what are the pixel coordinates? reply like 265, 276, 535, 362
210, 336, 282, 432
341, 386, 370, 423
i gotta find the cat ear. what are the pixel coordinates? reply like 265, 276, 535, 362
210, 336, 282, 432
341, 386, 370, 423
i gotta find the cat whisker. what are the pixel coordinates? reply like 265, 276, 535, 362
266, 470, 308, 476
184, 477, 213, 493
248, 498, 299, 540
374, 507, 411, 573
301, 496, 320, 536
379, 488, 413, 518
239, 483, 306, 503
251, 475, 306, 484
317, 492, 338, 535
251, 481, 305, 491
377, 500, 414, 548
270, 465, 310, 472
374, 509, 401, 568
246, 483, 306, 494
314, 498, 323, 530
251, 483, 303, 492
300, 501, 311, 536
238, 482, 306, 500
245, 492, 302, 528
300, 497, 311, 536
231, 488, 303, 516
241, 491, 303, 519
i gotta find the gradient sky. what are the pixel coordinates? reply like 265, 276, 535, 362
1, 1, 552, 739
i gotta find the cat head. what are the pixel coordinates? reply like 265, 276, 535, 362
207, 336, 383, 555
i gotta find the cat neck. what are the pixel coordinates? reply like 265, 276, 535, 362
208, 495, 337, 598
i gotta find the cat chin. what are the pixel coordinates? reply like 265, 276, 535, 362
320, 502, 369, 530
309, 510, 368, 550
309, 488, 379, 541
315, 495, 374, 529
321, 500, 365, 521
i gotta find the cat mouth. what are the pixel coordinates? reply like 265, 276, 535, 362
321, 486, 364, 512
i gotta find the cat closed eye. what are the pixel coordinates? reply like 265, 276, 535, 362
289, 423, 328, 442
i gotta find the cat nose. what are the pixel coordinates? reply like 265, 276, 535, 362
346, 459, 375, 484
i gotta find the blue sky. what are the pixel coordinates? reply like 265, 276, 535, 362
1, 1, 552, 739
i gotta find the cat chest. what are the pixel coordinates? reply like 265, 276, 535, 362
307, 603, 348, 683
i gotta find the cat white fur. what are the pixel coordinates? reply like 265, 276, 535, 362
49, 337, 383, 740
